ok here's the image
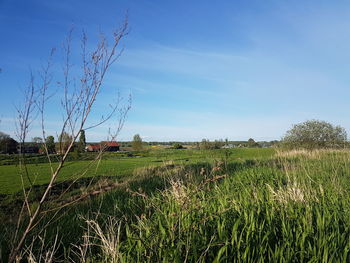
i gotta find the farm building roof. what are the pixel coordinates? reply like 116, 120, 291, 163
100, 141, 119, 147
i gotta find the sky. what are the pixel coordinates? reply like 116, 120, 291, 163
1, 0, 350, 142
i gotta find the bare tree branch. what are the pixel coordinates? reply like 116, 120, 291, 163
9, 16, 130, 262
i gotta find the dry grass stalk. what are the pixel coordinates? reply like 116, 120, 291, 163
126, 187, 148, 199
275, 149, 350, 160
167, 179, 189, 207
18, 233, 59, 263
268, 181, 305, 204
83, 218, 122, 263
267, 178, 318, 205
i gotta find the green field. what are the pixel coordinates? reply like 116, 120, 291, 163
2, 148, 350, 262
0, 148, 274, 194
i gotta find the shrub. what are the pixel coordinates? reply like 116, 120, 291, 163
172, 143, 183, 149
281, 120, 347, 149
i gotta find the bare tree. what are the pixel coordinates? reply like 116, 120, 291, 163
9, 17, 131, 262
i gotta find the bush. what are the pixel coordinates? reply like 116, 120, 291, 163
281, 120, 347, 149
172, 143, 183, 149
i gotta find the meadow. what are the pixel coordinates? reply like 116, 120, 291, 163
0, 148, 273, 194
2, 148, 350, 262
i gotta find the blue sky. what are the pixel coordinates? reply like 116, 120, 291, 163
1, 0, 350, 141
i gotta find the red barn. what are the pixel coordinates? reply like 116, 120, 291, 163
101, 141, 120, 151
86, 141, 120, 152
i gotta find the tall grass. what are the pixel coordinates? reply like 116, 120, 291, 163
3, 149, 350, 262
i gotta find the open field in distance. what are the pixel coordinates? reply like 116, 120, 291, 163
0, 148, 274, 194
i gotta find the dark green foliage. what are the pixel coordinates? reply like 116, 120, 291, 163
282, 120, 347, 149
44, 135, 55, 154
172, 143, 183, 149
0, 132, 18, 154
78, 130, 86, 152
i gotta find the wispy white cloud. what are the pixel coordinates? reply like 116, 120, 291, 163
3, 1, 350, 142
118, 44, 249, 82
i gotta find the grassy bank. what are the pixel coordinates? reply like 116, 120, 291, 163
74, 149, 350, 262
4, 148, 350, 262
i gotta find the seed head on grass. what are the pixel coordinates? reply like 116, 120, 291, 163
164, 179, 192, 210
83, 217, 122, 263
267, 178, 318, 205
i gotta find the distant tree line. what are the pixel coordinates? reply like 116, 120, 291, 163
0, 130, 87, 154
118, 138, 279, 149
7, 120, 344, 156
199, 139, 225, 149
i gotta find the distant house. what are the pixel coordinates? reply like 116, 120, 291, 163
86, 141, 120, 152
86, 144, 101, 152
101, 141, 120, 151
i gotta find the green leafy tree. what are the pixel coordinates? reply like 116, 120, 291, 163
78, 130, 86, 152
132, 134, 143, 151
282, 120, 347, 149
44, 136, 55, 154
